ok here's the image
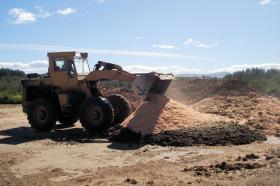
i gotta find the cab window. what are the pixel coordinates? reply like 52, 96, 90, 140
68, 60, 77, 78
54, 59, 66, 71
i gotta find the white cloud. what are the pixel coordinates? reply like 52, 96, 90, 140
87, 48, 210, 60
97, 0, 105, 3
259, 0, 272, 5
152, 44, 176, 49
184, 38, 218, 48
212, 63, 280, 73
8, 6, 76, 25
136, 36, 142, 40
123, 65, 201, 74
216, 40, 225, 44
38, 12, 51, 18
195, 43, 218, 48
235, 40, 247, 44
0, 60, 48, 73
57, 8, 76, 15
0, 61, 201, 74
8, 8, 36, 25
124, 63, 280, 74
0, 43, 212, 61
1, 59, 279, 75
184, 38, 193, 44
35, 6, 52, 18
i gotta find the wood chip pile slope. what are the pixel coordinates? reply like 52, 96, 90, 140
121, 95, 222, 135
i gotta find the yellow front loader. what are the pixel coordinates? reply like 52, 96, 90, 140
21, 51, 174, 133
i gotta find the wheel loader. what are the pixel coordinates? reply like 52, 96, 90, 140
21, 51, 174, 133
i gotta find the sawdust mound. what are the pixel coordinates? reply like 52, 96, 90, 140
121, 95, 219, 135
166, 79, 257, 104
109, 95, 266, 146
101, 87, 142, 112
213, 79, 256, 96
194, 94, 280, 135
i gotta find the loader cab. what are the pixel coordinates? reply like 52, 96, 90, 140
47, 51, 88, 91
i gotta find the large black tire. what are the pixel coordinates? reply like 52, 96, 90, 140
80, 97, 114, 133
107, 94, 131, 125
58, 115, 78, 126
27, 98, 56, 132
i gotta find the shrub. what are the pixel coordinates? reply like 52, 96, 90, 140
0, 68, 25, 104
0, 90, 21, 104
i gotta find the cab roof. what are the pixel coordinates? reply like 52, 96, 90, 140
47, 51, 88, 59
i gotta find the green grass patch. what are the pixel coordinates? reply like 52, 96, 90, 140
0, 90, 21, 104
0, 68, 25, 104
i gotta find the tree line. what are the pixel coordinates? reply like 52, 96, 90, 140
225, 68, 280, 97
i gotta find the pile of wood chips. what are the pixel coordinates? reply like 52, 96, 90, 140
121, 95, 222, 135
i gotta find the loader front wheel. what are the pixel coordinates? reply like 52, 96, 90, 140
27, 98, 56, 132
80, 97, 114, 133
107, 94, 131, 125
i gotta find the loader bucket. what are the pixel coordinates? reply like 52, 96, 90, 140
132, 72, 175, 99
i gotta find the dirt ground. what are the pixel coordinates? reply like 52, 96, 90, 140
0, 104, 280, 186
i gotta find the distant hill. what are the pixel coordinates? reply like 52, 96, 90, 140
176, 72, 230, 78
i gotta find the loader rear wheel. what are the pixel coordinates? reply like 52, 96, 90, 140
58, 116, 78, 126
80, 97, 114, 133
107, 94, 131, 125
27, 98, 56, 132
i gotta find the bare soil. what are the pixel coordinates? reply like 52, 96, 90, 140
0, 105, 280, 185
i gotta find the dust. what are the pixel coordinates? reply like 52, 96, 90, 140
166, 79, 259, 104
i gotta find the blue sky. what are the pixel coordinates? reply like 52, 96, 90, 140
0, 0, 279, 74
